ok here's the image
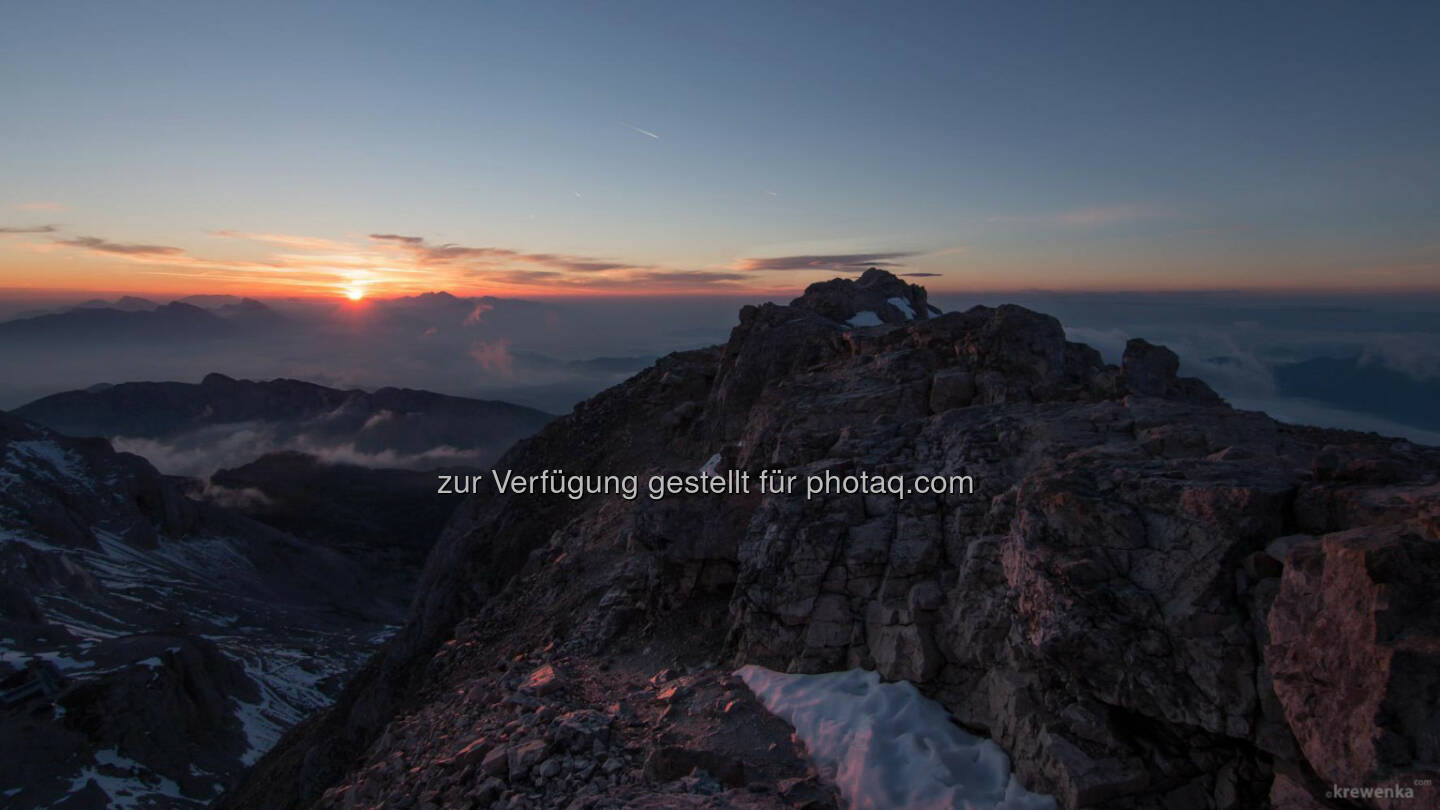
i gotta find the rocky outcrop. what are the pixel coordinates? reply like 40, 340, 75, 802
1267, 524, 1440, 808
222, 270, 1440, 810
53, 635, 257, 793
790, 267, 937, 325
0, 410, 197, 550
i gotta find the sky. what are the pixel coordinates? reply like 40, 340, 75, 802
2, 1, 1439, 299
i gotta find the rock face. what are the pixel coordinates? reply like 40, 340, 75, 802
790, 267, 938, 326
220, 270, 1440, 810
1267, 524, 1440, 807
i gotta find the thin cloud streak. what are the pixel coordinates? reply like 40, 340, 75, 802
58, 236, 185, 256
621, 122, 660, 139
0, 225, 58, 234
732, 251, 921, 272
370, 233, 641, 274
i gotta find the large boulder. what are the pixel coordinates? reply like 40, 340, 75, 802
1267, 526, 1440, 808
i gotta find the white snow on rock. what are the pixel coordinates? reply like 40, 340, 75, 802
65, 747, 188, 809
846, 311, 883, 328
698, 452, 722, 476
736, 666, 1056, 810
231, 646, 347, 765
887, 296, 916, 320
3, 440, 90, 489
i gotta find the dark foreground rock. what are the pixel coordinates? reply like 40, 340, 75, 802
312, 651, 836, 810
220, 270, 1440, 810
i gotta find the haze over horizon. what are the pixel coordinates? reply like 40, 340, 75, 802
3, 2, 1439, 299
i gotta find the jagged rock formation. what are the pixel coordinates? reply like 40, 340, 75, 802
221, 270, 1439, 809
0, 411, 400, 808
790, 267, 938, 325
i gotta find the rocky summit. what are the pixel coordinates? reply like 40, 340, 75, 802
220, 270, 1439, 810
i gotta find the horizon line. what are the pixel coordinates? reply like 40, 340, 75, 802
3, 283, 1440, 302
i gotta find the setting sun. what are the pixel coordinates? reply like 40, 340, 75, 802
344, 285, 366, 301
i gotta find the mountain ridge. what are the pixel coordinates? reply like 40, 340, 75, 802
14, 375, 554, 477
218, 270, 1439, 809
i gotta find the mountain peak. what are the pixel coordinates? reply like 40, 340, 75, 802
216, 277, 1440, 810
790, 266, 937, 326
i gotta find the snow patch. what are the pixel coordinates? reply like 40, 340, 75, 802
5, 440, 90, 488
65, 747, 188, 809
887, 296, 916, 320
736, 666, 1055, 810
0, 648, 89, 672
231, 647, 342, 765
698, 453, 722, 477
846, 311, 883, 328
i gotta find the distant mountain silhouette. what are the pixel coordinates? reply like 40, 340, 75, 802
0, 301, 238, 344
15, 373, 553, 471
368, 290, 553, 332
212, 296, 286, 326
176, 294, 247, 308
73, 295, 157, 312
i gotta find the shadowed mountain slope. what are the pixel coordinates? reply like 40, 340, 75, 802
0, 411, 401, 808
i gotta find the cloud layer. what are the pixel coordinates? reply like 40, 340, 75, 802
58, 236, 185, 256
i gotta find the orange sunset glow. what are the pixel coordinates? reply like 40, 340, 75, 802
3, 225, 1439, 302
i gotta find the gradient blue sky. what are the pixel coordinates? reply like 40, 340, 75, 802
2, 1, 1438, 296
